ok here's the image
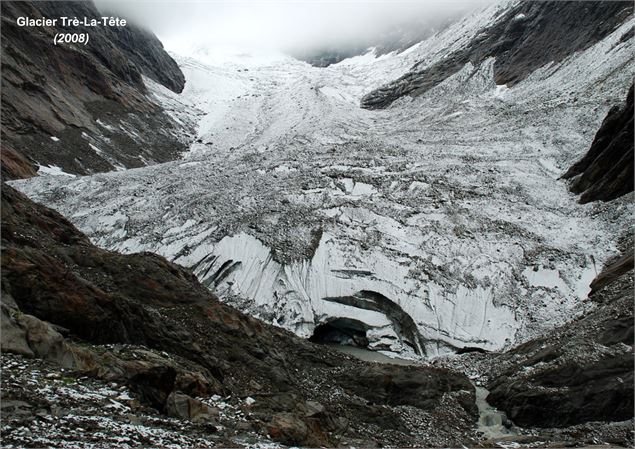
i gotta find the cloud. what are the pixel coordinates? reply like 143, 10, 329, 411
95, 0, 495, 54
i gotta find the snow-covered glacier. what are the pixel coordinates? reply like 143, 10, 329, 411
12, 1, 634, 358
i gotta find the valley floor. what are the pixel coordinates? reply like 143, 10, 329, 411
3, 348, 633, 448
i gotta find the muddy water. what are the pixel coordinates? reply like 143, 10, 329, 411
475, 386, 517, 438
328, 344, 516, 439
325, 344, 420, 366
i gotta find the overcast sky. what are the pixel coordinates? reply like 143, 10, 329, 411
95, 1, 495, 55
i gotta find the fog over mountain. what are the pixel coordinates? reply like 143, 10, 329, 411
95, 0, 493, 56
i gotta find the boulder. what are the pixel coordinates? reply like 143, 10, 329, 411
1, 302, 79, 368
17, 314, 66, 360
302, 400, 326, 418
0, 400, 34, 420
166, 392, 219, 423
266, 413, 309, 446
1, 305, 33, 357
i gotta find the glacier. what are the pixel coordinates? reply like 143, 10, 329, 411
11, 0, 634, 358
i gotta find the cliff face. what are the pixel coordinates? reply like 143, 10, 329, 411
562, 84, 634, 203
0, 1, 192, 180
34, 1, 185, 93
361, 1, 633, 109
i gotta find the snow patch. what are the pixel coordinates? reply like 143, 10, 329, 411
36, 164, 75, 178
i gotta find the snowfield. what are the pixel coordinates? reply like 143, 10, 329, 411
11, 1, 634, 358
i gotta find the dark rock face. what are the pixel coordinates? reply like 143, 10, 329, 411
296, 48, 368, 68
562, 84, 634, 203
0, 145, 38, 180
361, 1, 633, 109
0, 1, 191, 179
486, 254, 634, 428
335, 364, 477, 416
0, 183, 478, 447
34, 1, 185, 93
590, 253, 634, 295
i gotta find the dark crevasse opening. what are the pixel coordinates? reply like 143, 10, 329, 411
309, 318, 370, 347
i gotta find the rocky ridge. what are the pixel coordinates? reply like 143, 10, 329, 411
361, 1, 633, 109
562, 83, 634, 203
0, 1, 194, 180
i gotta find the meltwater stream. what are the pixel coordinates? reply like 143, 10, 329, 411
475, 386, 517, 439
327, 344, 517, 440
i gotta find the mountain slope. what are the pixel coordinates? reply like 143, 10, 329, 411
361, 1, 633, 109
0, 1, 194, 180
562, 83, 634, 203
